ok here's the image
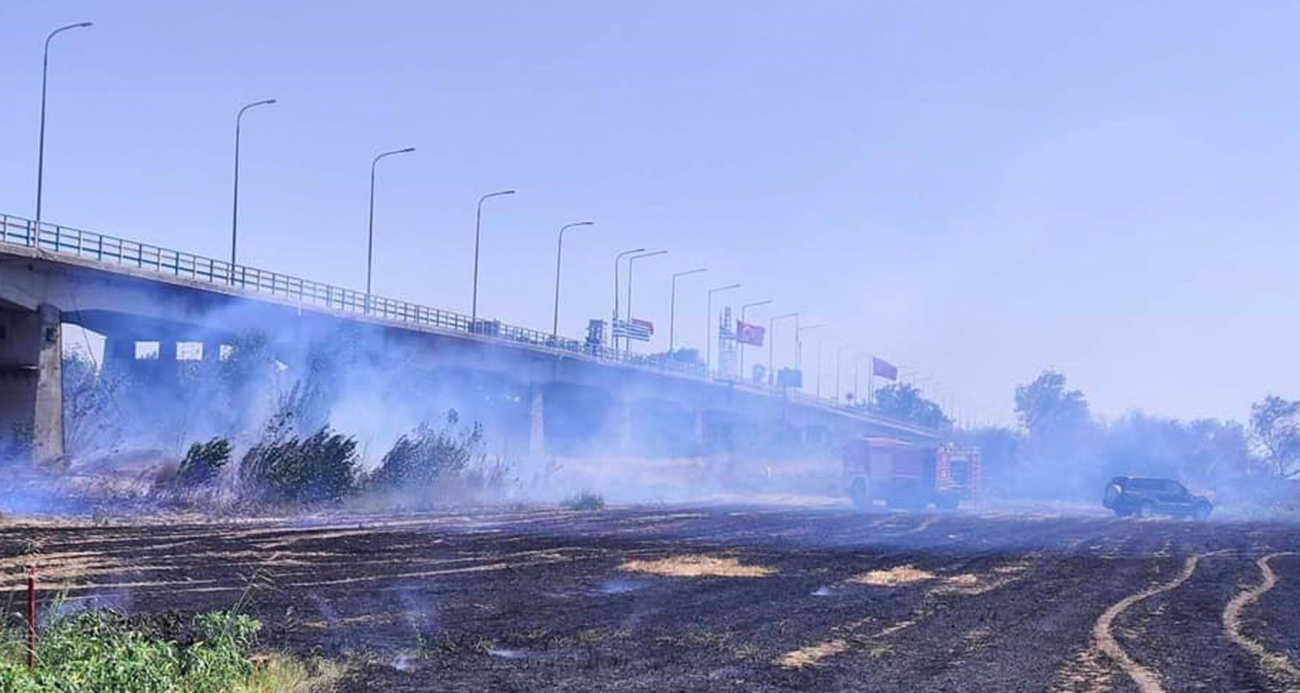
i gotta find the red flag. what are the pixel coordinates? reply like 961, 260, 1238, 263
736, 321, 765, 346
872, 357, 898, 380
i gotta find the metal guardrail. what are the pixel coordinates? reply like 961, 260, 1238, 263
0, 212, 932, 434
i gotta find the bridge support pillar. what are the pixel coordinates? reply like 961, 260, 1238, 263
614, 399, 633, 454
0, 305, 64, 468
528, 385, 546, 459
102, 336, 135, 374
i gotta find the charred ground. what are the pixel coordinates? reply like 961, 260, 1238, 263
2, 508, 1298, 692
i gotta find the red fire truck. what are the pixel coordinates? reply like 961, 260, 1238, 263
843, 437, 981, 511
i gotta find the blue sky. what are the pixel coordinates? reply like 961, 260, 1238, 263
3, 1, 1299, 425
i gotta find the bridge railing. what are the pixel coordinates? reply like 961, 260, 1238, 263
0, 213, 933, 432
0, 213, 710, 378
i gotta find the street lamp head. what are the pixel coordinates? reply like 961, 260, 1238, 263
709, 283, 742, 294
480, 189, 516, 204
674, 267, 707, 278
263, 99, 278, 105
373, 147, 416, 166
631, 249, 667, 260
48, 21, 94, 44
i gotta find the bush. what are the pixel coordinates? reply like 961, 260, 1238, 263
0, 610, 266, 693
240, 427, 359, 504
369, 410, 483, 491
562, 491, 606, 511
177, 438, 232, 487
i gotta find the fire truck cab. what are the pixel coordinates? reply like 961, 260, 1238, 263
843, 437, 981, 512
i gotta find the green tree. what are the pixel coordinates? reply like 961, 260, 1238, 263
871, 382, 950, 429
1249, 395, 1300, 478
1014, 370, 1090, 439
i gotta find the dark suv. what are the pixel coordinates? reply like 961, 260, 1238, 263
1102, 476, 1212, 520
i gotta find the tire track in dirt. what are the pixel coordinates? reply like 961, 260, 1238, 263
1223, 552, 1300, 689
1091, 552, 1215, 693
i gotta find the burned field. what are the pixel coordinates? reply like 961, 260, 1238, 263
3, 508, 1299, 692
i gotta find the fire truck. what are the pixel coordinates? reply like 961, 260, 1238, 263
843, 437, 981, 511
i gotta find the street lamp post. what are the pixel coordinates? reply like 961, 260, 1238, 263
626, 250, 667, 353
767, 312, 798, 387
35, 21, 93, 225
705, 283, 741, 376
816, 337, 826, 398
471, 189, 516, 328
612, 248, 645, 351
230, 98, 277, 281
836, 344, 856, 404
797, 323, 823, 391
552, 221, 595, 339
854, 353, 864, 407
366, 147, 416, 314
738, 299, 771, 381
668, 268, 706, 351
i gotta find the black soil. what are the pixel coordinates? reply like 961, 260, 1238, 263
2, 507, 1299, 692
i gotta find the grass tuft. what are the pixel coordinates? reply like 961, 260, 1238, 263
562, 491, 606, 511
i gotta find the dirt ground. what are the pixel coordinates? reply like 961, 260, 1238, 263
2, 506, 1299, 692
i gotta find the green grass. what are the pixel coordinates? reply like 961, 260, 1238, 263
0, 609, 332, 693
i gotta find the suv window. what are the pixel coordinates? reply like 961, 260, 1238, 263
1125, 478, 1184, 495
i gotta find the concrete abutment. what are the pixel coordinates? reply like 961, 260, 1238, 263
0, 304, 64, 468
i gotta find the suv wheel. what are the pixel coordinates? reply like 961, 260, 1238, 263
1137, 501, 1156, 518
1192, 502, 1212, 522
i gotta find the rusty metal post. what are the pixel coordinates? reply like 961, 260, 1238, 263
27, 565, 36, 670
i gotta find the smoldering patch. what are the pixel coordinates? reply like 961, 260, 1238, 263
593, 578, 650, 594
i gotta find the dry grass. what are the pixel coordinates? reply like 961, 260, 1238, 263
851, 564, 936, 586
241, 653, 344, 693
619, 554, 774, 578
775, 638, 849, 668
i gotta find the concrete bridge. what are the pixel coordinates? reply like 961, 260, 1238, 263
0, 212, 936, 468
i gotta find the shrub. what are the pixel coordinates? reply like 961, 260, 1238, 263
562, 491, 606, 511
0, 610, 254, 692
240, 427, 359, 504
0, 608, 329, 693
178, 438, 232, 486
369, 410, 483, 491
